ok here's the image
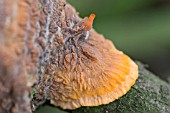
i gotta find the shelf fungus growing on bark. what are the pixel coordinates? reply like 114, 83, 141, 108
33, 0, 138, 110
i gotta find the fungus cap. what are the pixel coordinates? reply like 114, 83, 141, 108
49, 29, 138, 110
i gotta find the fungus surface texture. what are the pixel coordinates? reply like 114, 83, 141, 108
33, 0, 138, 110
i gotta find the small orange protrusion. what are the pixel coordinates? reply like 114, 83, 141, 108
88, 13, 95, 22
82, 13, 96, 31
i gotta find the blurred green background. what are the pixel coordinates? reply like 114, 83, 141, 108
35, 0, 170, 112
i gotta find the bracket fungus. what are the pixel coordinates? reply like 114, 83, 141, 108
33, 0, 138, 110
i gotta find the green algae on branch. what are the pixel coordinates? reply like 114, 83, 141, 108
70, 62, 170, 113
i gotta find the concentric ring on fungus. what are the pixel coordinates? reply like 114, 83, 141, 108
35, 0, 138, 110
